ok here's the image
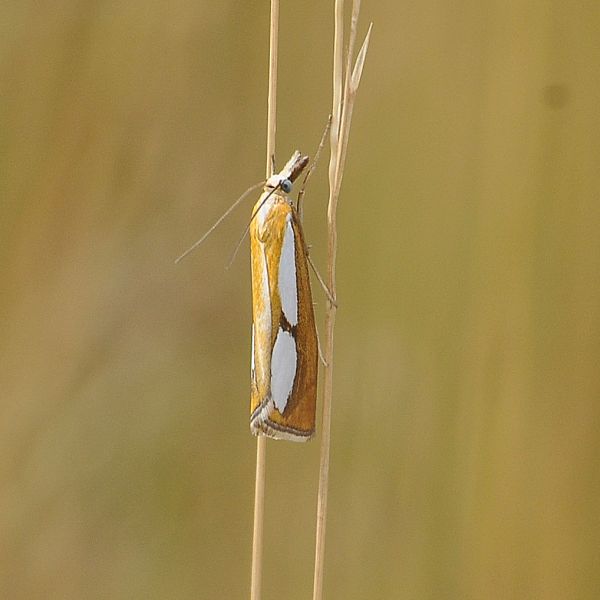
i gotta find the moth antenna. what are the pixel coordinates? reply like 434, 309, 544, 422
174, 180, 265, 264
297, 115, 332, 216
226, 182, 283, 269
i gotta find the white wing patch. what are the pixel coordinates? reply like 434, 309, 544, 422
270, 328, 297, 413
278, 216, 298, 326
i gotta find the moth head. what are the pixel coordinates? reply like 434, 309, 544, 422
265, 151, 309, 192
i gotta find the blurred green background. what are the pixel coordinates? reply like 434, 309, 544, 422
2, 1, 599, 599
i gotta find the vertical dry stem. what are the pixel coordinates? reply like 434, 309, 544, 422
265, 0, 279, 178
250, 436, 267, 600
312, 2, 371, 599
251, 2, 279, 599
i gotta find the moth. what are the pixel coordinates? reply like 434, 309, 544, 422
249, 151, 318, 441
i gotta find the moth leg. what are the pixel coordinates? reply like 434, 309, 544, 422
307, 253, 337, 308
312, 313, 328, 367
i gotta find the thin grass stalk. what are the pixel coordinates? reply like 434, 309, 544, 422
312, 3, 344, 598
265, 0, 279, 178
313, 2, 371, 599
250, 2, 279, 599
250, 436, 267, 600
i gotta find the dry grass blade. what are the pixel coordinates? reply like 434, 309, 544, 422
334, 22, 373, 198
351, 23, 372, 89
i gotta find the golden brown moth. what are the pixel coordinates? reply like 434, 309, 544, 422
249, 151, 317, 441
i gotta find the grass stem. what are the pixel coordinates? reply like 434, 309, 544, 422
250, 1, 280, 599
312, 3, 371, 599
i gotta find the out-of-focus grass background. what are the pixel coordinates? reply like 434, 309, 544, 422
2, 1, 599, 599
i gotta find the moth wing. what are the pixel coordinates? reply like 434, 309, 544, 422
250, 195, 317, 441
